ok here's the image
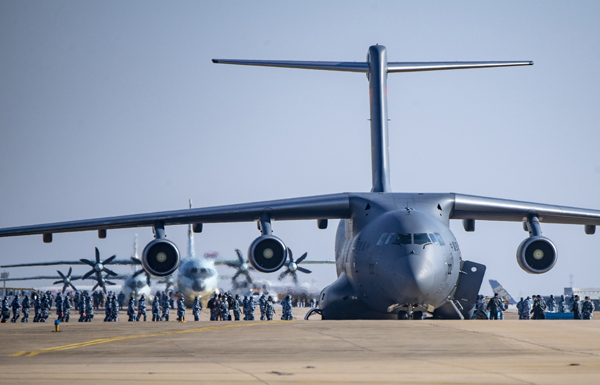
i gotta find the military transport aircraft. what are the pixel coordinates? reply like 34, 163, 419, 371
3, 45, 600, 320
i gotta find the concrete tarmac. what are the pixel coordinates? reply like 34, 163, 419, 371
1, 308, 599, 384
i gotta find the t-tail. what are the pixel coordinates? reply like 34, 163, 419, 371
213, 46, 532, 193
489, 279, 518, 304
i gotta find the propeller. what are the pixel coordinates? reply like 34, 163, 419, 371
52, 267, 78, 294
80, 247, 119, 293
225, 249, 254, 286
278, 248, 312, 284
130, 257, 152, 286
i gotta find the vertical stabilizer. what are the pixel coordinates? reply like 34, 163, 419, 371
213, 48, 532, 194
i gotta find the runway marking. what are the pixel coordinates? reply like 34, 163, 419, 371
9, 321, 287, 357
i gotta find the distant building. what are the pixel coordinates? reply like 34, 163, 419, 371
564, 288, 600, 300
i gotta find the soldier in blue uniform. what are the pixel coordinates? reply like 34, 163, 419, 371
218, 296, 229, 321
84, 295, 93, 322
33, 294, 41, 322
152, 296, 161, 321
127, 296, 136, 322
168, 292, 175, 309
265, 296, 275, 320
247, 295, 255, 320
39, 295, 49, 322
281, 294, 293, 320
475, 295, 485, 313
516, 297, 524, 319
546, 295, 556, 312
55, 293, 63, 321
242, 296, 250, 320
192, 296, 201, 321
161, 296, 169, 321
62, 294, 72, 322
177, 295, 186, 322
10, 295, 21, 323
104, 295, 112, 322
582, 296, 595, 320
259, 294, 267, 321
1, 296, 10, 323
558, 295, 567, 313
78, 293, 87, 322
110, 295, 119, 322
571, 295, 582, 320
136, 294, 147, 322
567, 295, 575, 313
232, 294, 242, 321
207, 293, 218, 321
21, 294, 31, 323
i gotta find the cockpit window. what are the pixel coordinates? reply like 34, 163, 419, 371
391, 233, 412, 245
429, 234, 438, 244
377, 233, 389, 246
413, 233, 431, 245
434, 233, 446, 246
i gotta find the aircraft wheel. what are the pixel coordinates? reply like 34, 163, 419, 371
412, 311, 424, 320
398, 311, 408, 320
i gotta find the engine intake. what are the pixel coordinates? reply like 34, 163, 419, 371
248, 235, 287, 273
142, 238, 180, 277
516, 236, 557, 274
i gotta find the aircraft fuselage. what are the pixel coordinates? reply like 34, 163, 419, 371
323, 193, 462, 318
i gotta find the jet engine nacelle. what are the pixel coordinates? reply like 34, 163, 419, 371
516, 236, 557, 274
248, 235, 287, 273
142, 238, 180, 277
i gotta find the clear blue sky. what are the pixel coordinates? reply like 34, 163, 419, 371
1, 1, 600, 297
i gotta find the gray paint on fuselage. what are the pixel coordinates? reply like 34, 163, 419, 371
326, 193, 461, 317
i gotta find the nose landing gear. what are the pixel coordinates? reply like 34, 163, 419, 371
397, 305, 425, 320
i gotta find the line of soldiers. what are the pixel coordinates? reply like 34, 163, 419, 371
516, 294, 595, 320
205, 292, 287, 321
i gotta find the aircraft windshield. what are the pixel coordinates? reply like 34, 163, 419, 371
434, 233, 446, 245
413, 233, 431, 245
391, 233, 412, 245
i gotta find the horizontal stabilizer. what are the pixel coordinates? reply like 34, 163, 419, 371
212, 59, 369, 73
387, 61, 533, 73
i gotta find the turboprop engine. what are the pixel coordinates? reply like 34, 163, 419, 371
142, 238, 180, 277
516, 236, 557, 274
248, 235, 287, 273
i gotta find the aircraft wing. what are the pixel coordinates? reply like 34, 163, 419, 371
0, 193, 351, 239
298, 260, 335, 264
0, 275, 85, 282
451, 194, 600, 226
1, 259, 137, 268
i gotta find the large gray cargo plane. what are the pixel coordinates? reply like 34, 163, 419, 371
2, 45, 600, 319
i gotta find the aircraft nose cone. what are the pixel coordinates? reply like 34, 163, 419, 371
392, 254, 435, 302
192, 282, 206, 292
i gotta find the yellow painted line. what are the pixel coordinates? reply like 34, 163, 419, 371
10, 321, 287, 357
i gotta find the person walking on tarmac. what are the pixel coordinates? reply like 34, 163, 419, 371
136, 294, 147, 322
486, 293, 503, 320
21, 294, 31, 323
582, 296, 595, 320
571, 295, 582, 320
265, 296, 275, 320
177, 295, 186, 322
10, 295, 21, 323
192, 296, 201, 321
